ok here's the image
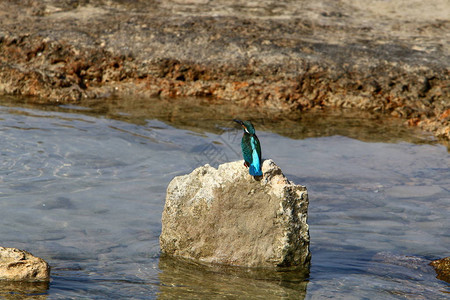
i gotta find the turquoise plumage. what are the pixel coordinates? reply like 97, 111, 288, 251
233, 119, 263, 176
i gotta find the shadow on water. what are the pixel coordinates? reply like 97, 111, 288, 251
0, 95, 442, 148
157, 254, 309, 299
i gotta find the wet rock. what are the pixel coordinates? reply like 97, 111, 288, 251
430, 257, 450, 283
371, 252, 431, 274
160, 159, 310, 268
0, 247, 50, 282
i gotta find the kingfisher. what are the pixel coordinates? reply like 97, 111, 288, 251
233, 119, 263, 176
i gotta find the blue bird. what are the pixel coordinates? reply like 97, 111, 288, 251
233, 119, 263, 176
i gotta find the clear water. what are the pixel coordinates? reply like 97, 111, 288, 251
0, 96, 449, 299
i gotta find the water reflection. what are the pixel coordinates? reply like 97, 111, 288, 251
158, 255, 308, 299
0, 281, 49, 300
0, 95, 440, 148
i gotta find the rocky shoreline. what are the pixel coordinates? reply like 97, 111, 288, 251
0, 0, 448, 140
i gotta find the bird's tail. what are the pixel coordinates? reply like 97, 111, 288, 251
249, 164, 262, 176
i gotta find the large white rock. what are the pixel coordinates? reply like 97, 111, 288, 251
0, 247, 50, 281
160, 159, 310, 267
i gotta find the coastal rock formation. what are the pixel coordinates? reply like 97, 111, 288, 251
0, 247, 50, 282
0, 0, 448, 141
160, 159, 310, 268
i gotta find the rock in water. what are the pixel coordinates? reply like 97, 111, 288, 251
160, 159, 310, 268
430, 257, 450, 283
0, 247, 50, 281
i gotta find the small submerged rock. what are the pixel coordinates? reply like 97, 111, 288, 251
430, 257, 450, 283
0, 247, 50, 282
160, 159, 310, 268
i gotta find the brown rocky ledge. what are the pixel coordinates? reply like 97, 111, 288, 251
0, 0, 448, 140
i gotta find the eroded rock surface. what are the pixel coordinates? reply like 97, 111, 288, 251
0, 0, 448, 140
160, 159, 310, 268
0, 247, 50, 282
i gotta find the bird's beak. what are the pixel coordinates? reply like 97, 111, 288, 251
234, 119, 249, 133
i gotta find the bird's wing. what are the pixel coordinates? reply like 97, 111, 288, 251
253, 134, 262, 163
249, 135, 262, 176
241, 135, 253, 164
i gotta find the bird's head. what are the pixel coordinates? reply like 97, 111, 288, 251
233, 119, 256, 135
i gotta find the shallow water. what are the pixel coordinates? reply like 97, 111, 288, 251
0, 96, 449, 299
